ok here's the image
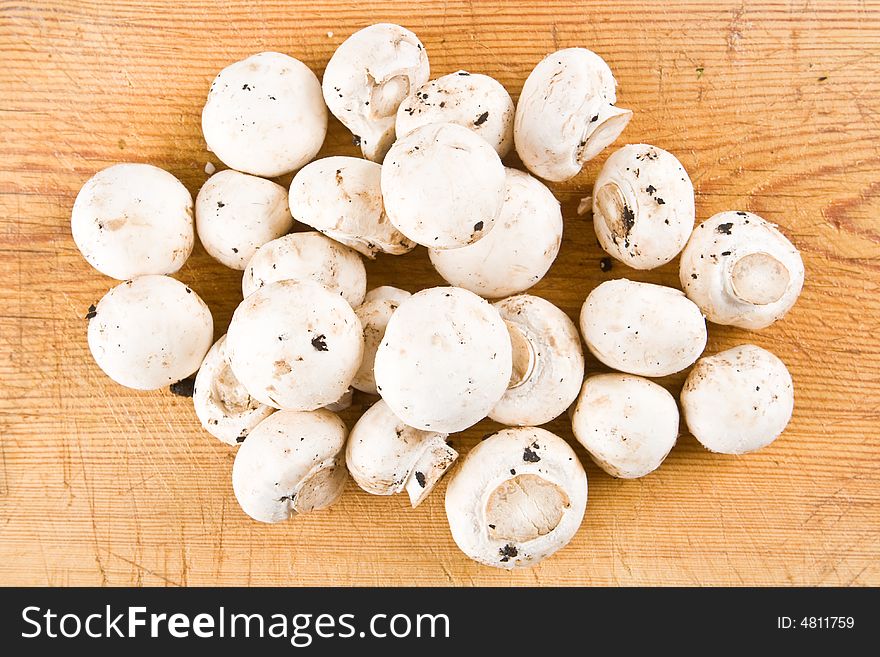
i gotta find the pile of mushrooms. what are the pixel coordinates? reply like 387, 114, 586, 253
72, 24, 805, 571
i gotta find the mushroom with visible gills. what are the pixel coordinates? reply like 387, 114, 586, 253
592, 144, 695, 269
580, 279, 707, 377
322, 23, 430, 162
429, 168, 563, 298
681, 344, 794, 454
490, 295, 584, 426
242, 231, 367, 307
71, 164, 194, 280
225, 280, 364, 411
193, 335, 275, 445
381, 122, 506, 249
445, 427, 588, 569
87, 276, 213, 390
352, 286, 412, 395
514, 48, 632, 182
374, 287, 513, 432
395, 70, 515, 157
201, 52, 327, 178
289, 156, 415, 258
679, 211, 805, 329
346, 399, 458, 507
232, 409, 348, 523
572, 374, 679, 478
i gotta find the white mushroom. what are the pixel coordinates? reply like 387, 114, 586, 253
195, 169, 293, 270
242, 231, 366, 307
87, 275, 213, 390
580, 279, 707, 377
289, 156, 415, 258
226, 280, 364, 410
71, 164, 193, 280
428, 168, 563, 298
681, 344, 794, 454
232, 409, 348, 523
353, 286, 412, 395
346, 399, 457, 507
571, 374, 678, 478
381, 122, 506, 249
490, 295, 584, 426
202, 52, 327, 177
322, 23, 429, 162
374, 287, 513, 432
593, 144, 695, 269
679, 211, 805, 329
193, 334, 275, 445
514, 48, 632, 182
395, 70, 515, 157
445, 427, 587, 569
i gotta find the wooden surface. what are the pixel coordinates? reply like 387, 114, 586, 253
1, 0, 879, 587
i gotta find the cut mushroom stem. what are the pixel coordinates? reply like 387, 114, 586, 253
729, 252, 790, 305
578, 104, 633, 163
505, 320, 536, 389
403, 440, 459, 508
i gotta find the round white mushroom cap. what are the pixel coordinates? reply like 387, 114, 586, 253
289, 156, 415, 258
374, 286, 513, 432
201, 52, 327, 177
232, 409, 348, 523
572, 374, 678, 478
322, 23, 429, 162
514, 48, 632, 182
681, 344, 794, 454
429, 168, 563, 298
593, 144, 695, 269
195, 169, 293, 270
193, 334, 275, 446
490, 295, 584, 426
226, 280, 364, 411
679, 211, 805, 329
353, 286, 412, 395
395, 70, 515, 157
241, 231, 366, 307
381, 122, 506, 249
346, 399, 457, 507
87, 275, 213, 390
71, 164, 194, 280
445, 427, 587, 569
580, 279, 707, 377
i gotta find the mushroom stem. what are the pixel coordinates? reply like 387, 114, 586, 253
578, 104, 633, 164
485, 474, 569, 542
403, 441, 459, 508
594, 180, 635, 243
504, 320, 537, 389
291, 457, 347, 514
728, 252, 790, 306
369, 73, 411, 117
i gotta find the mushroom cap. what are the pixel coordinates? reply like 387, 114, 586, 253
352, 287, 412, 395
226, 280, 364, 410
193, 334, 275, 446
428, 168, 563, 298
374, 286, 513, 432
195, 169, 293, 270
593, 144, 695, 269
241, 231, 366, 307
364, 285, 412, 304
87, 275, 213, 390
232, 409, 348, 523
289, 156, 415, 258
514, 48, 632, 182
681, 344, 794, 454
71, 164, 194, 280
579, 279, 707, 377
489, 295, 584, 426
201, 52, 327, 177
381, 122, 506, 249
322, 23, 429, 162
346, 399, 457, 507
395, 70, 515, 157
445, 427, 587, 569
572, 374, 678, 478
679, 211, 805, 329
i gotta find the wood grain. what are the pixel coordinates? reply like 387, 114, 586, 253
1, 0, 878, 586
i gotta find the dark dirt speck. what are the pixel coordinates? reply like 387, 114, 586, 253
85, 304, 97, 320
716, 222, 733, 235
415, 471, 426, 488
474, 111, 489, 126
523, 446, 540, 462
600, 257, 612, 272
169, 378, 195, 397
311, 334, 328, 351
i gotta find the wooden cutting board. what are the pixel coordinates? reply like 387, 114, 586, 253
1, 0, 878, 586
